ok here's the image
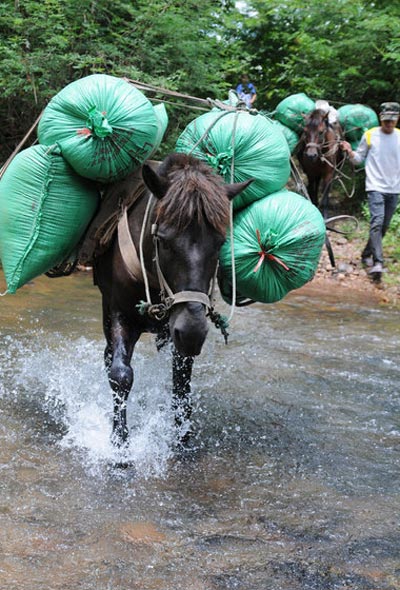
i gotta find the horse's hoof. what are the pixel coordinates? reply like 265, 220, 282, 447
175, 428, 197, 453
114, 460, 134, 470
179, 431, 192, 446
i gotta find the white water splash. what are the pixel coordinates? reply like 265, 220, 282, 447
3, 332, 181, 478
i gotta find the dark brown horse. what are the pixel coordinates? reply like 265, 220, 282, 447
297, 109, 344, 217
94, 153, 251, 447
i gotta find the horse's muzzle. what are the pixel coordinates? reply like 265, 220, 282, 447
170, 303, 208, 356
305, 141, 320, 161
305, 149, 319, 161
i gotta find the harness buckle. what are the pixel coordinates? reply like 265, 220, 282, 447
148, 303, 169, 321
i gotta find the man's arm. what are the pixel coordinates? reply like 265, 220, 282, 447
341, 134, 369, 164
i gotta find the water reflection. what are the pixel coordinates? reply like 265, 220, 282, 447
0, 271, 399, 589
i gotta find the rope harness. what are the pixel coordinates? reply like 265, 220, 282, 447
301, 127, 356, 200
182, 100, 259, 320
117, 195, 229, 342
294, 127, 359, 268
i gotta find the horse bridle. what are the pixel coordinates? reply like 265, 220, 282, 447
304, 123, 340, 159
304, 141, 321, 150
118, 195, 218, 322
149, 219, 216, 320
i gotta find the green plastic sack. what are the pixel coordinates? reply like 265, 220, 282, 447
175, 109, 290, 211
274, 93, 315, 134
218, 190, 326, 304
0, 145, 99, 293
272, 120, 299, 153
38, 74, 160, 182
148, 103, 169, 158
337, 104, 379, 144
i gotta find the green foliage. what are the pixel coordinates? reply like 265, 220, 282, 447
236, 0, 400, 111
0, 0, 236, 162
1, 0, 399, 173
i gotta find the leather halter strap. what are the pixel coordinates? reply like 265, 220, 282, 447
118, 206, 160, 287
117, 204, 212, 316
118, 207, 143, 283
151, 224, 211, 309
169, 291, 211, 307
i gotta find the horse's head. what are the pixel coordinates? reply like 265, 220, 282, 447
302, 109, 329, 160
142, 153, 252, 357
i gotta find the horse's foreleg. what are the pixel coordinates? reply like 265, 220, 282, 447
321, 175, 333, 219
172, 350, 194, 443
107, 312, 139, 446
308, 177, 321, 208
320, 171, 335, 266
103, 306, 113, 373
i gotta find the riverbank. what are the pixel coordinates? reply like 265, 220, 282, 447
299, 231, 400, 308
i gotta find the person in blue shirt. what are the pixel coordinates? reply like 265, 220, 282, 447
236, 74, 257, 109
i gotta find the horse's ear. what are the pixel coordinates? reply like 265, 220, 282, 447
225, 178, 254, 201
142, 163, 169, 199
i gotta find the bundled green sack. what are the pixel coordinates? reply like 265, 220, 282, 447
38, 74, 161, 182
337, 104, 379, 146
274, 93, 315, 134
175, 109, 290, 211
0, 145, 99, 293
148, 103, 169, 158
218, 190, 326, 304
272, 120, 299, 153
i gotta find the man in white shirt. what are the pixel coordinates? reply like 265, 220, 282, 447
341, 102, 400, 279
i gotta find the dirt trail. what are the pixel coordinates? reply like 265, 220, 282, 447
299, 233, 400, 308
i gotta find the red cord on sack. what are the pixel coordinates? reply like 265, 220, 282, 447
77, 128, 92, 136
253, 229, 290, 272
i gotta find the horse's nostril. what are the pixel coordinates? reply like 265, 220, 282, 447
172, 318, 207, 357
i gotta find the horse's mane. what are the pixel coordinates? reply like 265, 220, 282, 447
155, 153, 231, 235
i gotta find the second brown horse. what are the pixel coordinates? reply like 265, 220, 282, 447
297, 108, 344, 217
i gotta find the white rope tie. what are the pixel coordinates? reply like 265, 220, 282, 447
227, 111, 240, 322
139, 195, 155, 304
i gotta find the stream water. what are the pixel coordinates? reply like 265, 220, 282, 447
0, 271, 399, 590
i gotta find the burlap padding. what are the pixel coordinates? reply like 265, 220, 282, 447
78, 161, 159, 265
